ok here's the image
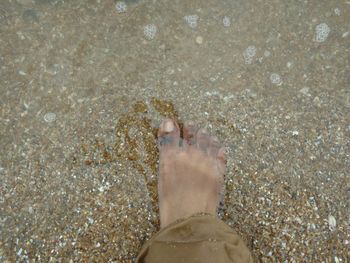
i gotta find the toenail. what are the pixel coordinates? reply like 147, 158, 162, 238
164, 120, 174, 132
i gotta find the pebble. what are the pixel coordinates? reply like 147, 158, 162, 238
291, 130, 299, 136
307, 223, 316, 230
264, 50, 271, 57
299, 87, 310, 95
16, 0, 34, 5
270, 73, 283, 86
115, 1, 127, 13
184, 15, 199, 29
22, 9, 40, 22
313, 96, 321, 107
314, 23, 330, 43
143, 24, 157, 40
45, 64, 60, 76
328, 215, 336, 229
195, 36, 203, 44
295, 217, 302, 224
0, 9, 8, 22
43, 112, 57, 123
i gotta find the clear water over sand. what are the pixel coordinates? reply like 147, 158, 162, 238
0, 0, 349, 261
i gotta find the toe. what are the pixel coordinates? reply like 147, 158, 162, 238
196, 128, 210, 153
183, 121, 198, 146
158, 118, 180, 152
208, 136, 221, 157
217, 147, 227, 174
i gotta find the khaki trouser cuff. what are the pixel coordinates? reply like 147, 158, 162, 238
136, 214, 253, 263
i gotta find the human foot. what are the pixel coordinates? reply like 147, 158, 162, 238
157, 119, 227, 228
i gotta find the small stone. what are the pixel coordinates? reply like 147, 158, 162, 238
328, 215, 336, 229
342, 31, 349, 38
143, 24, 157, 40
17, 31, 25, 40
313, 96, 321, 106
46, 64, 60, 76
115, 1, 127, 13
264, 50, 271, 57
16, 0, 35, 5
299, 87, 310, 95
43, 112, 56, 123
22, 9, 40, 22
307, 223, 316, 230
28, 206, 33, 214
295, 217, 302, 224
292, 130, 299, 136
196, 36, 203, 44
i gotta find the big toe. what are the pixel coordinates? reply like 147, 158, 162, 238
158, 118, 180, 153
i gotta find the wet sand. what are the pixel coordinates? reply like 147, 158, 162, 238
0, 0, 349, 262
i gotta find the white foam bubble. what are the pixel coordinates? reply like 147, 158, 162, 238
334, 8, 341, 16
44, 112, 56, 123
243, 45, 257, 64
315, 23, 330, 43
270, 73, 282, 86
115, 1, 127, 13
143, 24, 157, 40
184, 15, 199, 29
223, 16, 231, 27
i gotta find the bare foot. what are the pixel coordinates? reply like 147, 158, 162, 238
158, 119, 226, 228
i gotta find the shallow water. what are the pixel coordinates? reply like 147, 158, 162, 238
0, 0, 349, 262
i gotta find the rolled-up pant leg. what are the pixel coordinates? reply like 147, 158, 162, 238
136, 214, 253, 263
